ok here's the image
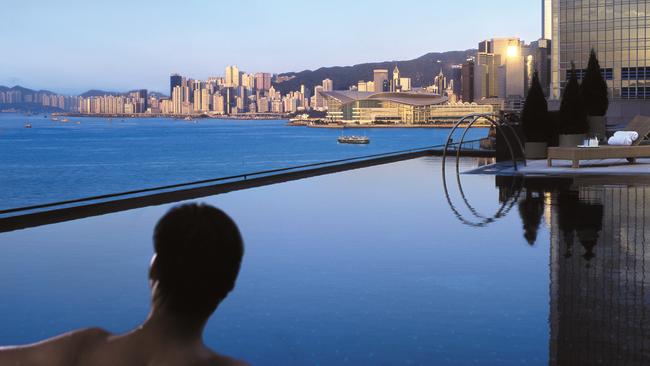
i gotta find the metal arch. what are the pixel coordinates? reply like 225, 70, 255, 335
441, 164, 523, 227
442, 114, 520, 172
439, 113, 526, 227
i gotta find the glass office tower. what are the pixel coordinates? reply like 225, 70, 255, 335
550, 0, 650, 100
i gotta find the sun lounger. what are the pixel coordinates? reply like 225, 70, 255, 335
547, 115, 650, 168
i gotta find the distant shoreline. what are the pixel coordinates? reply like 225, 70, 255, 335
287, 122, 491, 129
51, 112, 289, 121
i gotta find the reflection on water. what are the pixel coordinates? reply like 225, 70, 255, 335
493, 177, 650, 365
2, 157, 650, 365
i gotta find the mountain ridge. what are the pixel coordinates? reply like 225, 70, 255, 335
272, 49, 476, 94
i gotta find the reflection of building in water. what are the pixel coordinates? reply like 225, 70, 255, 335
549, 185, 650, 365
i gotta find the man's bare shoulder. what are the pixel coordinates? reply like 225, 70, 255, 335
191, 352, 248, 366
0, 327, 111, 366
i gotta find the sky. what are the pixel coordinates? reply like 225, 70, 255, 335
0, 0, 540, 94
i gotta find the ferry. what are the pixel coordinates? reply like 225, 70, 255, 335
24, 123, 32, 129
338, 136, 370, 144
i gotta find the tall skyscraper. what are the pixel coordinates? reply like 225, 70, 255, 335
242, 73, 255, 90
461, 59, 475, 102
451, 65, 463, 97
170, 74, 182, 98
255, 73, 272, 91
475, 38, 526, 101
542, 0, 553, 41
322, 79, 334, 92
434, 70, 447, 96
313, 86, 324, 108
373, 70, 389, 92
225, 65, 241, 87
550, 0, 650, 100
392, 67, 401, 91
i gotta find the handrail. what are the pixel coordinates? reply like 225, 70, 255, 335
0, 138, 487, 217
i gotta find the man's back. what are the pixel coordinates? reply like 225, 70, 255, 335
0, 327, 246, 366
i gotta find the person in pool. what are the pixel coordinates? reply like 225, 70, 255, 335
0, 203, 247, 366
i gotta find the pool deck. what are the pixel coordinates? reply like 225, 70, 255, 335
469, 157, 650, 176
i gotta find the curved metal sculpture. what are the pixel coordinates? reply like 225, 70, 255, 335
442, 113, 526, 171
441, 113, 525, 227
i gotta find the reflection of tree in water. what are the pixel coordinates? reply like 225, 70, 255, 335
518, 190, 545, 245
557, 190, 604, 263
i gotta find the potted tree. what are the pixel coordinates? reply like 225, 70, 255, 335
559, 62, 589, 147
521, 70, 549, 159
580, 49, 609, 142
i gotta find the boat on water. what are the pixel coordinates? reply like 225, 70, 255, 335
51, 117, 59, 121
338, 136, 370, 144
183, 116, 195, 122
61, 118, 70, 123
24, 123, 32, 129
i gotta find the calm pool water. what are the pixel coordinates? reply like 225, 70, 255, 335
1, 157, 648, 365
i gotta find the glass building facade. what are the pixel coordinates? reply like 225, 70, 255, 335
551, 0, 650, 100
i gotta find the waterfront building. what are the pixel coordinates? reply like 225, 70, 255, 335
373, 69, 389, 92
193, 89, 202, 112
257, 97, 270, 113
320, 91, 493, 125
172, 86, 183, 114
549, 0, 650, 101
212, 93, 225, 114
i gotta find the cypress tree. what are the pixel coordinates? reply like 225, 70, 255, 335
521, 70, 549, 142
559, 62, 588, 134
580, 49, 609, 116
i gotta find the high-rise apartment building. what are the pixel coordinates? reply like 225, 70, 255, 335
254, 73, 272, 91
242, 73, 255, 90
225, 65, 241, 87
549, 0, 650, 100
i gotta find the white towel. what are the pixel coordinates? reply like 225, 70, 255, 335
614, 131, 639, 141
608, 134, 635, 146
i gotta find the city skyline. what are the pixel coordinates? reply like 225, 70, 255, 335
1, 0, 540, 94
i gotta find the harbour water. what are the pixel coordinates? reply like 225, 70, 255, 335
0, 113, 486, 210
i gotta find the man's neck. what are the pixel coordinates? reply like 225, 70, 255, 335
134, 307, 206, 348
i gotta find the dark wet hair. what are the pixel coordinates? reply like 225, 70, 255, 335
153, 203, 244, 321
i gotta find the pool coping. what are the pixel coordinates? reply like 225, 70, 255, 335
0, 149, 492, 233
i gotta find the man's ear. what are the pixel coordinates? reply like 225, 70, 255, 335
149, 254, 158, 283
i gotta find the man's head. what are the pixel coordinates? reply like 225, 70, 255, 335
151, 203, 244, 322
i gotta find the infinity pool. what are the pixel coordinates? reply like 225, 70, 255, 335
1, 157, 648, 365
